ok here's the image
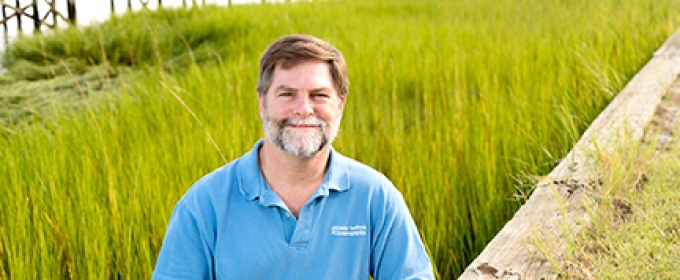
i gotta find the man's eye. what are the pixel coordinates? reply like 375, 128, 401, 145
313, 93, 329, 98
279, 92, 292, 97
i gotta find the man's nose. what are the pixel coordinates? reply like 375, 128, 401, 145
294, 96, 313, 118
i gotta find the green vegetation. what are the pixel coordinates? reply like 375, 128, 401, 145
536, 125, 680, 278
1, 0, 679, 278
582, 145, 680, 278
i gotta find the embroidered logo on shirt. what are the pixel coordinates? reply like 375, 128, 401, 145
331, 225, 367, 237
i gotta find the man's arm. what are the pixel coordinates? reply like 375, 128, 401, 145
369, 186, 435, 280
153, 203, 213, 280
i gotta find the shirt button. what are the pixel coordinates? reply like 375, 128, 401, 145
285, 212, 291, 217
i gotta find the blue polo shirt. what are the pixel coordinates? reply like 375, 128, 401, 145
153, 140, 434, 279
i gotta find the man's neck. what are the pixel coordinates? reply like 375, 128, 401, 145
258, 139, 329, 192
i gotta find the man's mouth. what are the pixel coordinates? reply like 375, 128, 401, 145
281, 118, 324, 129
289, 124, 320, 128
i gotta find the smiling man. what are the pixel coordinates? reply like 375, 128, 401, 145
153, 34, 434, 280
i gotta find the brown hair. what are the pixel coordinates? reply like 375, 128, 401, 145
256, 34, 349, 98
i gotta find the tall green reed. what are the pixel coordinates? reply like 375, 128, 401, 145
1, 0, 679, 278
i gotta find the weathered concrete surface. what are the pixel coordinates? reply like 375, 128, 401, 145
459, 30, 680, 280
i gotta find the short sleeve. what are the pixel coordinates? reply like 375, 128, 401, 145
153, 203, 214, 280
369, 185, 435, 280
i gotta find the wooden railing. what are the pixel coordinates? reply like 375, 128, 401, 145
1, 0, 76, 33
0, 0, 261, 42
109, 1, 214, 13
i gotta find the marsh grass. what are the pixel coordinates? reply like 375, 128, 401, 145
532, 87, 680, 278
533, 128, 680, 279
1, 0, 680, 278
0, 63, 122, 136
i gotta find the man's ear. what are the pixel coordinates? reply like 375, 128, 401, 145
258, 93, 265, 118
338, 96, 347, 111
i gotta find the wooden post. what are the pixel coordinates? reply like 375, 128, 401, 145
158, 0, 162, 7
458, 31, 680, 280
51, 0, 57, 27
67, 0, 76, 24
32, 0, 40, 32
2, 1, 8, 34
15, 0, 21, 32
110, 0, 115, 13
127, 0, 132, 11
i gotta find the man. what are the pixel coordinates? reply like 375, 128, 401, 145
153, 34, 434, 279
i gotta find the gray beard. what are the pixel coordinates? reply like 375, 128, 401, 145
262, 109, 341, 158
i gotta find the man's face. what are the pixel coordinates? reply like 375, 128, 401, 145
259, 60, 346, 157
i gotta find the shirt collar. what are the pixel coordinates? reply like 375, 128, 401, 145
237, 140, 350, 202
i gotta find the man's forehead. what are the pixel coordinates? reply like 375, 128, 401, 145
273, 60, 331, 73
276, 58, 328, 69
270, 63, 334, 86
272, 84, 333, 92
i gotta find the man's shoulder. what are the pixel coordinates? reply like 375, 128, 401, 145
333, 152, 394, 189
177, 158, 242, 209
334, 151, 379, 173
193, 162, 237, 190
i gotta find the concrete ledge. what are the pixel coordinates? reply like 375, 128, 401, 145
459, 30, 680, 280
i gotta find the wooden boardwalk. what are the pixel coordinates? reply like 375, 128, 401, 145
0, 0, 237, 73
459, 30, 680, 279
1, 0, 77, 34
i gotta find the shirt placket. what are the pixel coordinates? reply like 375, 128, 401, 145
280, 207, 297, 244
288, 200, 317, 251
